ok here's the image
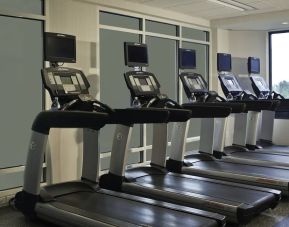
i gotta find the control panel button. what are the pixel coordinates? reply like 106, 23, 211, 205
63, 84, 77, 93
76, 73, 86, 89
141, 85, 151, 92
54, 76, 62, 85
71, 76, 79, 85
48, 72, 56, 85
149, 76, 157, 89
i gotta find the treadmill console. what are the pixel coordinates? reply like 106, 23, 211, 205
124, 71, 160, 100
218, 73, 243, 98
250, 75, 270, 98
42, 67, 90, 104
179, 72, 208, 98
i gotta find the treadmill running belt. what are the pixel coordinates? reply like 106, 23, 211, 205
231, 152, 289, 163
134, 174, 273, 205
192, 160, 289, 180
56, 191, 217, 227
262, 145, 289, 152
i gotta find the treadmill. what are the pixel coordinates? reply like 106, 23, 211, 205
14, 66, 226, 227
165, 51, 289, 196
245, 56, 289, 155
218, 69, 289, 168
99, 42, 281, 224
250, 74, 289, 153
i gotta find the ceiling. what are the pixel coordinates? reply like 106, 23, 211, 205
124, 0, 289, 30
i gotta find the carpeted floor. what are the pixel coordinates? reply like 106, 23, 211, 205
0, 206, 58, 227
1, 199, 289, 227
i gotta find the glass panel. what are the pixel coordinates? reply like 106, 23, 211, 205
0, 16, 43, 168
186, 119, 201, 152
271, 32, 289, 98
0, 16, 43, 190
146, 149, 152, 161
99, 29, 141, 153
100, 12, 141, 30
0, 0, 43, 15
146, 37, 177, 146
182, 27, 209, 41
185, 141, 200, 154
100, 151, 141, 171
146, 20, 178, 36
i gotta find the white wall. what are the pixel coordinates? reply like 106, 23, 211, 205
47, 0, 98, 182
211, 28, 230, 93
273, 120, 289, 145
228, 30, 268, 78
212, 29, 269, 146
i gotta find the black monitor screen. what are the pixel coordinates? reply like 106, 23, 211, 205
179, 48, 196, 69
248, 57, 260, 74
217, 53, 231, 72
125, 42, 148, 67
44, 32, 76, 63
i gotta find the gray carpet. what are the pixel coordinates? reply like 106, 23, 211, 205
241, 198, 289, 227
1, 199, 289, 227
0, 206, 58, 227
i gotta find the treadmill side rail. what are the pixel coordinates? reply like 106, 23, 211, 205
23, 131, 48, 195
185, 166, 288, 194
36, 203, 135, 227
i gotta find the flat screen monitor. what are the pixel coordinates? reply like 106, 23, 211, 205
217, 53, 231, 72
248, 57, 260, 74
44, 32, 76, 63
179, 48, 196, 69
124, 42, 148, 67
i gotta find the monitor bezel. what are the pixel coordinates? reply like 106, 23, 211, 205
217, 53, 232, 72
44, 32, 76, 63
248, 57, 260, 74
124, 42, 149, 67
179, 48, 196, 69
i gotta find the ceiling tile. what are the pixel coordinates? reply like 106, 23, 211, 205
122, 0, 289, 29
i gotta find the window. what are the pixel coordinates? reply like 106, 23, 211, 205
269, 31, 289, 119
100, 12, 141, 30
182, 27, 209, 41
0, 6, 44, 191
270, 31, 289, 98
0, 0, 43, 15
146, 20, 178, 36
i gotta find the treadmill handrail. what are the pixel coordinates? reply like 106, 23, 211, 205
276, 99, 289, 111
32, 109, 171, 134
195, 102, 245, 114
182, 103, 231, 118
109, 108, 170, 125
32, 111, 109, 134
231, 100, 274, 111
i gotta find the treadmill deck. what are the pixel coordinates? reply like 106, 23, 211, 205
187, 158, 289, 181
229, 151, 289, 165
39, 182, 219, 227
124, 167, 278, 223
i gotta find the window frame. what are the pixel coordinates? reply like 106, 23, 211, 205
269, 30, 289, 119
